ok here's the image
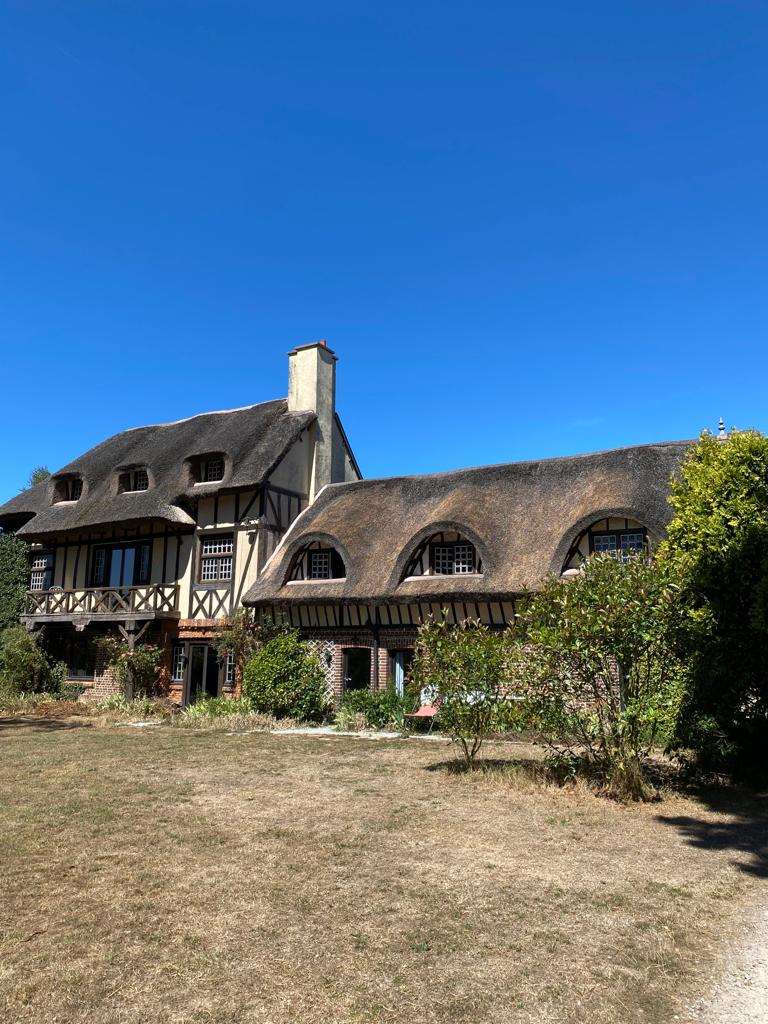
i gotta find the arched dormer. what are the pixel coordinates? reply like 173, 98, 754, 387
396, 524, 487, 584
116, 465, 151, 493
559, 514, 654, 574
287, 540, 347, 582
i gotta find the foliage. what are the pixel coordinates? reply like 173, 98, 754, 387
181, 696, 253, 720
97, 636, 164, 698
335, 685, 416, 731
94, 693, 171, 718
0, 533, 29, 631
514, 553, 684, 800
27, 466, 51, 488
211, 610, 261, 682
242, 630, 330, 721
411, 617, 508, 766
0, 625, 53, 694
661, 429, 768, 777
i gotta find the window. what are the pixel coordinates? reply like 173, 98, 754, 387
204, 458, 224, 482
225, 653, 235, 686
52, 476, 83, 503
171, 644, 185, 682
592, 530, 647, 561
119, 468, 149, 492
432, 542, 477, 575
90, 542, 151, 587
29, 551, 53, 591
199, 534, 233, 583
309, 551, 331, 579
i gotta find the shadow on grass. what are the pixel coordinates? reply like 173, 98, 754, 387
0, 715, 93, 733
425, 756, 550, 778
655, 785, 768, 878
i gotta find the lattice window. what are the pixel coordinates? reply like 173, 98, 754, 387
200, 535, 234, 583
30, 570, 46, 591
309, 551, 331, 579
70, 478, 83, 501
621, 532, 645, 553
29, 550, 53, 591
204, 458, 225, 482
453, 544, 476, 574
432, 546, 454, 575
593, 534, 618, 553
92, 548, 106, 586
120, 468, 150, 492
171, 644, 185, 682
225, 653, 235, 685
432, 543, 477, 575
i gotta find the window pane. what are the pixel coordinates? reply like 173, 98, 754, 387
453, 544, 476, 574
171, 644, 185, 681
205, 459, 224, 482
202, 535, 233, 556
30, 570, 46, 591
621, 532, 645, 551
133, 470, 149, 491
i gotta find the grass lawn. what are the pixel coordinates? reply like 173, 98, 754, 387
1, 718, 767, 1024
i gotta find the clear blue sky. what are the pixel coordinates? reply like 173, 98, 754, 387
2, 1, 767, 499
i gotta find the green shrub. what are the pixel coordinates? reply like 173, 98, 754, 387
181, 697, 253, 720
0, 625, 52, 694
335, 686, 415, 731
0, 533, 29, 631
242, 630, 330, 721
94, 694, 170, 718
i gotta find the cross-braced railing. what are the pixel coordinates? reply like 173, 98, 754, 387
24, 584, 180, 617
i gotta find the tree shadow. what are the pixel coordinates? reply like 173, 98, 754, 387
0, 715, 93, 733
425, 756, 547, 777
655, 785, 768, 878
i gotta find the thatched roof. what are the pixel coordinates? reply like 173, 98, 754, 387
0, 400, 315, 538
244, 441, 691, 605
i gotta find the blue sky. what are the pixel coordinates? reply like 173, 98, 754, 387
1, 1, 767, 498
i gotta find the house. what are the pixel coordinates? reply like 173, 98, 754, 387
242, 441, 690, 698
0, 339, 690, 706
0, 342, 360, 703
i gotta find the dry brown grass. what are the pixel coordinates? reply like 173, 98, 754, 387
1, 721, 766, 1024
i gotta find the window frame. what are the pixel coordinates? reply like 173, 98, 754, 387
118, 468, 150, 493
429, 541, 478, 576
29, 550, 54, 591
588, 527, 648, 560
197, 533, 235, 586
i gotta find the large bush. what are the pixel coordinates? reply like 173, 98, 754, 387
0, 533, 29, 631
411, 618, 508, 766
242, 630, 330, 721
0, 625, 52, 694
97, 636, 164, 698
515, 553, 684, 800
662, 429, 768, 777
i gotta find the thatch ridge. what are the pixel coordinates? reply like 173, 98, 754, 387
0, 398, 315, 537
244, 440, 692, 605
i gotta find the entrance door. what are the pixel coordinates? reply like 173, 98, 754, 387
390, 650, 414, 696
187, 644, 220, 704
343, 648, 371, 692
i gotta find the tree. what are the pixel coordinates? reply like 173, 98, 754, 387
0, 532, 29, 630
97, 636, 164, 699
661, 429, 768, 777
242, 630, 330, 721
410, 617, 508, 767
0, 625, 51, 694
515, 554, 684, 800
27, 466, 50, 488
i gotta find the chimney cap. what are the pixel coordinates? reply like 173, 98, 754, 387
288, 340, 337, 358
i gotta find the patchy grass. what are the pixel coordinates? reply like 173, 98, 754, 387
0, 724, 765, 1023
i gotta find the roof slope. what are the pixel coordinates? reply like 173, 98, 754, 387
0, 400, 315, 537
244, 441, 691, 605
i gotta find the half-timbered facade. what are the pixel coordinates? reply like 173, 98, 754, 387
243, 441, 690, 699
0, 342, 360, 703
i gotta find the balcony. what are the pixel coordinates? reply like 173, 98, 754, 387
23, 584, 180, 625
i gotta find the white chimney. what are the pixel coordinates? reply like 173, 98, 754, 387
287, 340, 338, 499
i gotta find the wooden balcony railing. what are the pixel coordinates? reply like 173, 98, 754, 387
24, 584, 180, 618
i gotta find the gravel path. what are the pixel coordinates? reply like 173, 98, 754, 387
690, 907, 768, 1023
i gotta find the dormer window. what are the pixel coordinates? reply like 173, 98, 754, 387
119, 468, 150, 493
403, 531, 483, 579
289, 542, 346, 582
51, 476, 83, 504
189, 454, 226, 485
